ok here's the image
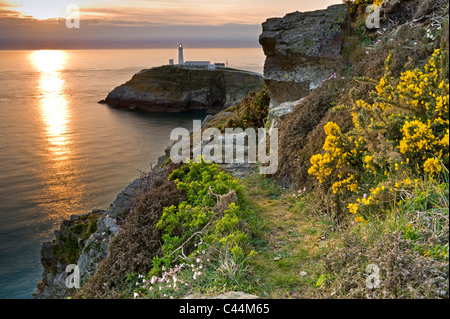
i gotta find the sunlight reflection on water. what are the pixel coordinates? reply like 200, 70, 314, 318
30, 50, 86, 224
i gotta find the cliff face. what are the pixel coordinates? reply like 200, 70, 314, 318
259, 4, 349, 107
33, 178, 144, 299
101, 66, 265, 112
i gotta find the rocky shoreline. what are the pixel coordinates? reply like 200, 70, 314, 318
33, 177, 145, 299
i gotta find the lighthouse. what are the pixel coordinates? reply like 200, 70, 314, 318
178, 43, 184, 65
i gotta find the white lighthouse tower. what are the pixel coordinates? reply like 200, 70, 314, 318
178, 43, 184, 65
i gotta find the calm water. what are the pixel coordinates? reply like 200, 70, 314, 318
0, 48, 265, 299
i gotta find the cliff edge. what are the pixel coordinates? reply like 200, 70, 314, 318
259, 4, 349, 108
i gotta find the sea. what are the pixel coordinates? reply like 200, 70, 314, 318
0, 48, 265, 299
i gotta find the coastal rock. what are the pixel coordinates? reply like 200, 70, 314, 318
183, 291, 260, 299
77, 239, 109, 286
267, 98, 304, 131
32, 177, 144, 299
102, 66, 264, 113
259, 4, 349, 107
164, 123, 257, 178
97, 216, 120, 235
107, 177, 143, 218
40, 242, 54, 270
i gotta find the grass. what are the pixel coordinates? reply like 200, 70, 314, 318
241, 172, 341, 299
239, 170, 449, 299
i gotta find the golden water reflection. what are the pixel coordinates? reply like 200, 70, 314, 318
30, 50, 86, 222
31, 50, 70, 161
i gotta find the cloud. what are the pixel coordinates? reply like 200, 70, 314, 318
0, 0, 342, 49
0, 17, 262, 49
0, 0, 19, 18
1, 0, 342, 24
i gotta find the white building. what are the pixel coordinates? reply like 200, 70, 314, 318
184, 61, 212, 68
178, 43, 184, 65
171, 43, 225, 69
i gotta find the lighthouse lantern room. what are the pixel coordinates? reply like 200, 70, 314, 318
178, 43, 184, 65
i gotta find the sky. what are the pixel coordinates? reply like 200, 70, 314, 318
0, 0, 342, 49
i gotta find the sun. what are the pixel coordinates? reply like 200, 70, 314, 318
30, 50, 66, 72
14, 0, 69, 20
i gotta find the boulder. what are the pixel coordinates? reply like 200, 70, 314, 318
77, 239, 109, 286
183, 291, 260, 299
267, 98, 304, 130
108, 177, 143, 218
259, 4, 349, 107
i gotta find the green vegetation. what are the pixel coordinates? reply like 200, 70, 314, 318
308, 49, 448, 223
125, 158, 448, 299
68, 214, 99, 241
52, 234, 81, 266
237, 164, 448, 298
207, 86, 270, 131
131, 160, 258, 298
273, 25, 448, 297
152, 160, 252, 273
53, 213, 101, 265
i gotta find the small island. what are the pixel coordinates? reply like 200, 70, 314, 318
99, 44, 265, 113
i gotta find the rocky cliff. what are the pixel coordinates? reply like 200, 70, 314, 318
100, 66, 265, 113
33, 177, 144, 299
259, 4, 349, 114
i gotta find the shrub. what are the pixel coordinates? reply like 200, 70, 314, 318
318, 176, 449, 298
276, 79, 353, 189
124, 160, 257, 299
308, 48, 449, 221
222, 86, 270, 130
344, 0, 384, 17
150, 159, 253, 275
77, 165, 186, 299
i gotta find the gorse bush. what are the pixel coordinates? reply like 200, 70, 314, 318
319, 175, 449, 298
308, 49, 449, 221
345, 0, 384, 17
150, 159, 254, 276
225, 86, 270, 129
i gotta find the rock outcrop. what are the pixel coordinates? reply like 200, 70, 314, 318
183, 291, 260, 299
32, 178, 144, 299
259, 4, 349, 110
100, 66, 265, 113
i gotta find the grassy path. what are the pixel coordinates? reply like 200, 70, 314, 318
241, 173, 338, 299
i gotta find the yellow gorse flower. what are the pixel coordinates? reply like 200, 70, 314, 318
309, 48, 448, 218
423, 158, 442, 176
399, 120, 436, 156
348, 203, 358, 215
